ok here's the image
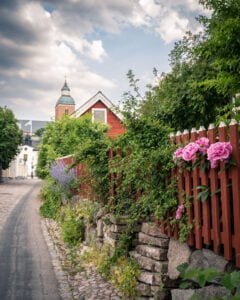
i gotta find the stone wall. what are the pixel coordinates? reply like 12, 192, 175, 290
83, 214, 232, 300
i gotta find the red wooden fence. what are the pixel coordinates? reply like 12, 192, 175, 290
162, 121, 240, 267
57, 120, 240, 267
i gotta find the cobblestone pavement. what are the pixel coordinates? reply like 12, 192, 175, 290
42, 218, 122, 300
0, 179, 38, 232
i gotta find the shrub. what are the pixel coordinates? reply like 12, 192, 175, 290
81, 245, 140, 298
60, 206, 84, 246
75, 200, 101, 224
111, 257, 140, 298
40, 179, 62, 219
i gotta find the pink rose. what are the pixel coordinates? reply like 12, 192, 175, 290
207, 142, 232, 168
173, 147, 184, 161
182, 142, 200, 161
195, 137, 210, 154
175, 204, 184, 220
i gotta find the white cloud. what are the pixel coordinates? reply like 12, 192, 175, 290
0, 0, 209, 119
155, 11, 189, 43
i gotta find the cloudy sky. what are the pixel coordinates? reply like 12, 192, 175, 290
0, 0, 206, 121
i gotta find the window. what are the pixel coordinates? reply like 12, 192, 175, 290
65, 109, 69, 115
92, 108, 107, 124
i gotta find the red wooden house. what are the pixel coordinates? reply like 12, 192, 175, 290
55, 81, 125, 137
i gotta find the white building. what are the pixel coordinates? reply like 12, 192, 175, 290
2, 145, 38, 178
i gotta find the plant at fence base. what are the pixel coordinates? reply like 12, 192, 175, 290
40, 178, 62, 219
60, 206, 84, 247
177, 263, 240, 298
175, 204, 184, 220
50, 161, 77, 199
50, 161, 76, 187
171, 205, 193, 243
81, 244, 140, 298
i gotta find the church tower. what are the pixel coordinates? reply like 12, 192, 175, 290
55, 80, 75, 120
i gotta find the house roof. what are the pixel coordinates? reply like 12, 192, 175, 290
72, 91, 122, 120
18, 120, 49, 133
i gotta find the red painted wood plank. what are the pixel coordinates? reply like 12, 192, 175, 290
229, 121, 240, 266
219, 124, 232, 260
191, 129, 202, 248
208, 126, 221, 254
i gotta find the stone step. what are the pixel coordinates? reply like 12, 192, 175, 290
138, 232, 169, 248
141, 223, 169, 239
129, 251, 168, 273
138, 271, 163, 285
136, 283, 152, 297
136, 245, 168, 261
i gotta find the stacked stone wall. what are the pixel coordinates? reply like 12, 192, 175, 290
82, 213, 233, 299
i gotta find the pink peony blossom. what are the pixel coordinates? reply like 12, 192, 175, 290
173, 147, 184, 161
195, 137, 210, 154
175, 204, 184, 220
207, 142, 232, 168
182, 142, 200, 161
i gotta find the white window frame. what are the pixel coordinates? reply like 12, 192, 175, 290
92, 108, 107, 124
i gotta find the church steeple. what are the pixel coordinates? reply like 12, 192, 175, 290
61, 80, 70, 96
55, 80, 75, 120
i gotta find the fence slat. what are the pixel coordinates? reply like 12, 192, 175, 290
182, 130, 194, 246
198, 129, 211, 245
191, 129, 202, 248
229, 121, 240, 267
219, 124, 232, 260
208, 126, 221, 254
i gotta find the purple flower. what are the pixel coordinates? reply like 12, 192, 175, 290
175, 204, 184, 220
207, 142, 232, 168
195, 137, 210, 154
50, 161, 76, 188
182, 142, 200, 161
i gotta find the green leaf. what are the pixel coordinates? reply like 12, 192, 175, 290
179, 281, 193, 289
177, 262, 189, 275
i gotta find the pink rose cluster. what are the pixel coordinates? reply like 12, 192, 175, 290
173, 137, 232, 168
207, 142, 232, 168
175, 204, 184, 220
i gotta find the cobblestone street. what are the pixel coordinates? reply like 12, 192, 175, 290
42, 218, 122, 300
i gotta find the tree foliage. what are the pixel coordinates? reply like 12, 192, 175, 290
0, 106, 22, 173
140, 0, 240, 131
36, 114, 108, 179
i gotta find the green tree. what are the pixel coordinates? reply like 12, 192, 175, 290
35, 127, 45, 137
0, 106, 22, 180
36, 114, 108, 179
140, 0, 240, 131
